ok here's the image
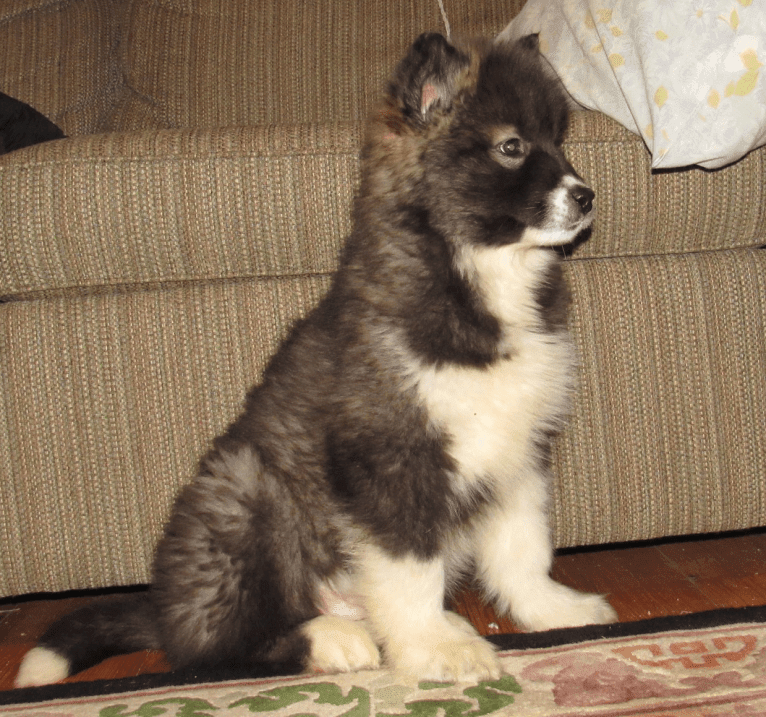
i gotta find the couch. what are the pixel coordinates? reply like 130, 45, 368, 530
1, 0, 764, 600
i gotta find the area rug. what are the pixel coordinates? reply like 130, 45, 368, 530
3, 605, 766, 716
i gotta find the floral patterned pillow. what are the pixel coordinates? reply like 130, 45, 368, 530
500, 0, 766, 169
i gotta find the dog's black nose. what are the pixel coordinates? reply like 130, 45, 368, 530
571, 185, 595, 214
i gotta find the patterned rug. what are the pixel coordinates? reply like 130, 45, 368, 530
3, 606, 766, 716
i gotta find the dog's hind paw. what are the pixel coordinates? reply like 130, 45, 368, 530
389, 612, 502, 683
303, 615, 381, 674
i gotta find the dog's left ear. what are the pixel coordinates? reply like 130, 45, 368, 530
388, 32, 471, 128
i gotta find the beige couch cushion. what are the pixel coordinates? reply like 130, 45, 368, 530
1, 119, 764, 300
3, 248, 764, 594
112, 0, 525, 129
0, 0, 122, 135
0, 277, 330, 593
0, 125, 359, 298
553, 248, 766, 546
565, 113, 766, 258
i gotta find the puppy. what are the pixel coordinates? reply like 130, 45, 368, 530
17, 32, 615, 688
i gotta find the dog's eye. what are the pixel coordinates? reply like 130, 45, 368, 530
498, 138, 524, 157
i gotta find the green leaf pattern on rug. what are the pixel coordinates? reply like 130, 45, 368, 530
231, 682, 370, 715
98, 675, 521, 716
389, 676, 522, 717
100, 696, 219, 717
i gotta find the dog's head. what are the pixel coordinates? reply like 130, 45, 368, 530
366, 33, 593, 248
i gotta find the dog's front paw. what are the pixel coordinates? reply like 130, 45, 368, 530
389, 613, 501, 683
303, 615, 381, 673
514, 582, 617, 632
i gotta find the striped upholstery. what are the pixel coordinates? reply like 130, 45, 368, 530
0, 0, 764, 597
0, 277, 330, 592
0, 126, 360, 297
554, 249, 766, 547
0, 0, 122, 136
111, 0, 522, 129
2, 120, 763, 298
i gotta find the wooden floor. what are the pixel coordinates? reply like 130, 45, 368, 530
2, 530, 766, 692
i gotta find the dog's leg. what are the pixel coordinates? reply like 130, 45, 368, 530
300, 575, 380, 674
356, 544, 501, 682
474, 472, 617, 632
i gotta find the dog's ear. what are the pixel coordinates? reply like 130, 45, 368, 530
388, 33, 471, 128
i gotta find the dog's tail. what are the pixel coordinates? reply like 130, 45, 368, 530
14, 593, 160, 688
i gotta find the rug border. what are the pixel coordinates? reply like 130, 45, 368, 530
3, 604, 766, 707
487, 603, 766, 650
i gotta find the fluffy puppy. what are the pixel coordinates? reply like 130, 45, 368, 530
17, 32, 615, 689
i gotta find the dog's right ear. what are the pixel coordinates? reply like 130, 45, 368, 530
387, 33, 471, 130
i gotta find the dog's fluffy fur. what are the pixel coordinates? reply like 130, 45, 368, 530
16, 32, 616, 688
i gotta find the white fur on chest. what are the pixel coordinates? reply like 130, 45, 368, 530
457, 243, 555, 334
416, 246, 575, 489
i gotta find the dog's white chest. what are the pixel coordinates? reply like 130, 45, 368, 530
415, 333, 573, 487
415, 245, 575, 488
